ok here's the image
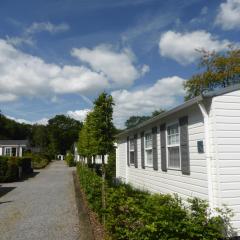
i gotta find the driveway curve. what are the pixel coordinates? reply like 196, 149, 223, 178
0, 161, 80, 240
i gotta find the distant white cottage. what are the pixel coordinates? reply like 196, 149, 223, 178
116, 84, 240, 235
0, 140, 29, 157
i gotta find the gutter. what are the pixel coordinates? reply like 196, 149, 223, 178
198, 101, 214, 210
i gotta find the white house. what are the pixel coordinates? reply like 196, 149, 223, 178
0, 140, 29, 157
116, 84, 240, 235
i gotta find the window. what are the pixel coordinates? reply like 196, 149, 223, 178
167, 123, 181, 169
5, 147, 11, 156
129, 138, 135, 164
145, 132, 153, 166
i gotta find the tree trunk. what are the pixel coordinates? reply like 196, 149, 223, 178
101, 154, 106, 226
93, 155, 96, 172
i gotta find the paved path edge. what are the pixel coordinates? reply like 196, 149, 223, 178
72, 171, 95, 240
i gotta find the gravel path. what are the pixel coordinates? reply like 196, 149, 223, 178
0, 161, 80, 240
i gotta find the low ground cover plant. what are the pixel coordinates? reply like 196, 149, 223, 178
77, 164, 233, 240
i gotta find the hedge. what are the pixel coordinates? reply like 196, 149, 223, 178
77, 164, 233, 240
0, 156, 32, 182
27, 153, 50, 169
66, 152, 76, 167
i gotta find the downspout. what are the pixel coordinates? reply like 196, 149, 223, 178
198, 101, 214, 210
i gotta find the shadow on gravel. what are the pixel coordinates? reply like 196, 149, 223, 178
18, 171, 40, 182
0, 186, 16, 198
0, 200, 13, 204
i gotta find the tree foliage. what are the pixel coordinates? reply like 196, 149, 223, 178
125, 109, 165, 129
0, 111, 82, 156
78, 92, 115, 158
184, 47, 240, 100
47, 115, 82, 155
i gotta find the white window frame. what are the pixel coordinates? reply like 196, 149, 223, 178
129, 137, 135, 165
5, 147, 12, 156
144, 131, 153, 167
166, 122, 181, 170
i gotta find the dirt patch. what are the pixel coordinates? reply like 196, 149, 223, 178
73, 171, 106, 240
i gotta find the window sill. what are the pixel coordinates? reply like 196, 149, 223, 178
167, 167, 181, 171
145, 165, 153, 168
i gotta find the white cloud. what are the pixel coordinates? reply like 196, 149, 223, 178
6, 35, 34, 46
67, 109, 90, 122
26, 22, 70, 34
6, 21, 69, 46
215, 0, 240, 30
112, 76, 186, 128
159, 30, 231, 65
35, 118, 49, 125
0, 39, 116, 102
0, 93, 18, 102
6, 115, 32, 124
71, 45, 144, 87
50, 66, 109, 94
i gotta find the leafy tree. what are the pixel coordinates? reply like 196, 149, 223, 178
92, 92, 115, 224
47, 115, 82, 155
125, 109, 165, 129
125, 116, 150, 129
31, 124, 49, 150
184, 47, 240, 100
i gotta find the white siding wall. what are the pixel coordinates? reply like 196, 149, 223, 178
117, 105, 209, 200
116, 138, 127, 181
212, 90, 240, 233
0, 147, 2, 156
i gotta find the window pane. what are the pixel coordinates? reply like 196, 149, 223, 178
5, 148, 11, 156
130, 139, 134, 151
130, 151, 135, 164
145, 133, 152, 148
168, 147, 180, 169
167, 124, 180, 145
146, 149, 153, 166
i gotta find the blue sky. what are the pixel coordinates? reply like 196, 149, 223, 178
0, 0, 239, 128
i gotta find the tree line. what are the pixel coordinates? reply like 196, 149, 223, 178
0, 112, 82, 157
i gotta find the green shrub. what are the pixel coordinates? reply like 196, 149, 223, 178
66, 152, 75, 167
77, 164, 233, 240
0, 156, 33, 182
27, 153, 50, 169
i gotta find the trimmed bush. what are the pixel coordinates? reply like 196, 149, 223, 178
28, 154, 50, 169
0, 156, 33, 182
66, 152, 75, 167
77, 164, 233, 240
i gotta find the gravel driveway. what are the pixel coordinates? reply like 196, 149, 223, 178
0, 161, 80, 240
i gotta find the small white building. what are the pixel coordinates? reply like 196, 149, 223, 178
116, 84, 240, 235
0, 140, 29, 157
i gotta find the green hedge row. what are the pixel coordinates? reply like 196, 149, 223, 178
0, 156, 32, 182
77, 164, 233, 240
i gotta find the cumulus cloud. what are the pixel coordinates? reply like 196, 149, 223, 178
159, 30, 232, 65
71, 45, 146, 87
0, 39, 123, 102
215, 0, 240, 30
50, 66, 109, 94
67, 109, 90, 122
112, 76, 186, 128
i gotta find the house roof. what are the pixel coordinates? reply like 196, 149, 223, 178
116, 83, 240, 138
0, 140, 29, 146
